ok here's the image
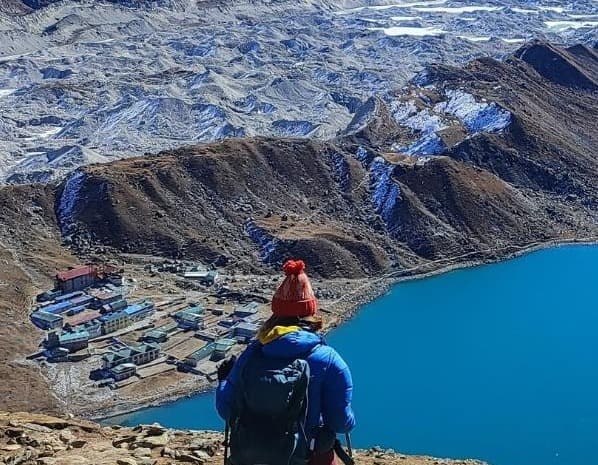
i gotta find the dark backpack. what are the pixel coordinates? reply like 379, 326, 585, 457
228, 346, 311, 465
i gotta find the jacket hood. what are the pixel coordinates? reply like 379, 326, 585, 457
260, 327, 322, 359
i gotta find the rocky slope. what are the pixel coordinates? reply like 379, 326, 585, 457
0, 411, 489, 465
55, 42, 598, 277
0, 0, 596, 183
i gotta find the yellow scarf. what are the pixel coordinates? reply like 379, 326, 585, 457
258, 325, 301, 344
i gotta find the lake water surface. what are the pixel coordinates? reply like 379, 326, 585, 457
105, 245, 598, 465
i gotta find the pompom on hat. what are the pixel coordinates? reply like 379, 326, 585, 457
271, 259, 318, 318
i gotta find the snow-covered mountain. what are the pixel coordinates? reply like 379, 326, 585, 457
0, 0, 596, 183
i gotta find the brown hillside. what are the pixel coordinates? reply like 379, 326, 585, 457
420, 43, 598, 204
59, 133, 591, 277
0, 184, 76, 414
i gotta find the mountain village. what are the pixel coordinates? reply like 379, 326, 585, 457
27, 260, 272, 399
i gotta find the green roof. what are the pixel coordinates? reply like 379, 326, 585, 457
59, 331, 90, 343
214, 338, 236, 351
111, 363, 136, 374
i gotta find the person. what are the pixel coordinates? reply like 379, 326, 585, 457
216, 259, 355, 465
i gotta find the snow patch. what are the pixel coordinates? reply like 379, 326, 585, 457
336, 0, 448, 14
401, 133, 446, 156
390, 16, 421, 21
412, 70, 433, 87
38, 127, 63, 139
272, 120, 319, 137
244, 219, 278, 262
458, 35, 492, 42
539, 6, 566, 13
57, 170, 85, 235
233, 94, 275, 114
435, 89, 511, 132
0, 89, 16, 98
391, 101, 445, 133
568, 14, 598, 19
390, 99, 447, 157
545, 20, 598, 32
312, 68, 341, 84
378, 26, 445, 37
369, 157, 400, 225
413, 6, 502, 13
404, 108, 444, 133
355, 146, 371, 164
511, 7, 539, 14
329, 152, 351, 191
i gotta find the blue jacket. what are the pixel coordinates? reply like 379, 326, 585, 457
216, 327, 355, 441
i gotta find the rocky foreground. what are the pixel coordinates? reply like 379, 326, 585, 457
0, 412, 488, 465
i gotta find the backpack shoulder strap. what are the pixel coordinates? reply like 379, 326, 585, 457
231, 343, 261, 418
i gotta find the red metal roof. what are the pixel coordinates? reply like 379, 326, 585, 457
56, 265, 96, 282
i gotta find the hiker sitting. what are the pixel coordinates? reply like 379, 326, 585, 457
216, 259, 355, 465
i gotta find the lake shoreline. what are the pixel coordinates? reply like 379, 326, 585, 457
91, 236, 598, 423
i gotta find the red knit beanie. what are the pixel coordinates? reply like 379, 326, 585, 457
271, 259, 318, 318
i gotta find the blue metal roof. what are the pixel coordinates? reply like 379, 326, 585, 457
42, 301, 72, 314
99, 310, 128, 322
67, 305, 87, 315
31, 311, 63, 322
124, 302, 153, 316
123, 304, 143, 316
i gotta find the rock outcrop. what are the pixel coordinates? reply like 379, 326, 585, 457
0, 411, 489, 465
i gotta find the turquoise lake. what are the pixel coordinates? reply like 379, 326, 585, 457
105, 245, 598, 465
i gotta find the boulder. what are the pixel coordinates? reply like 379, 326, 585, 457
177, 453, 205, 464
1, 444, 21, 451
58, 429, 75, 443
112, 435, 137, 447
161, 446, 176, 458
22, 423, 52, 433
135, 433, 169, 448
70, 439, 87, 448
116, 459, 138, 465
144, 423, 167, 436
133, 447, 152, 458
5, 428, 23, 438
193, 450, 211, 460
17, 434, 40, 448
139, 459, 156, 465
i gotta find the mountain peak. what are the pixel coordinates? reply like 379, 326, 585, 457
514, 40, 598, 90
